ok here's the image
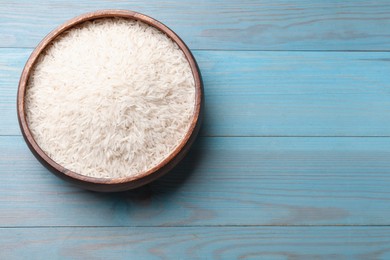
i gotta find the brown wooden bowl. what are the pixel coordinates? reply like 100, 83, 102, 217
17, 10, 203, 192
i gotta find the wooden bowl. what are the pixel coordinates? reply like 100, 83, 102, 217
17, 10, 203, 192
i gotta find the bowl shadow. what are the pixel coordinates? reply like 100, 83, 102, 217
89, 135, 206, 203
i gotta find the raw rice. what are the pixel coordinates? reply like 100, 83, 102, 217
25, 18, 195, 178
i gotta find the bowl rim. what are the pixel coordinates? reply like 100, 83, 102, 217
17, 9, 203, 189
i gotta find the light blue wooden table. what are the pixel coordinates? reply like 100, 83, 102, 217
1, 1, 390, 259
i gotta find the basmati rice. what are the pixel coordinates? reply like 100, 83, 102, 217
25, 18, 195, 179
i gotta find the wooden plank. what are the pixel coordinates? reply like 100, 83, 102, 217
2, 135, 390, 226
1, 1, 390, 50
0, 49, 25, 136
1, 227, 390, 259
2, 48, 390, 136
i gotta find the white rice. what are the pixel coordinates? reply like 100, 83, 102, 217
25, 18, 195, 178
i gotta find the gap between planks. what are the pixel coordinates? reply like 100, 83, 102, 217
2, 46, 390, 52
2, 224, 390, 229
5, 134, 390, 138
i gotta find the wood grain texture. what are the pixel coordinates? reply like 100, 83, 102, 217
1, 1, 390, 50
2, 48, 390, 136
1, 0, 390, 256
1, 227, 390, 259
2, 136, 390, 227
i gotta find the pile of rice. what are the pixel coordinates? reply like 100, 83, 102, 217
25, 18, 195, 178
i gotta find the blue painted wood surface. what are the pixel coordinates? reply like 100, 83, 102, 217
1, 227, 390, 259
2, 136, 390, 226
1, 0, 390, 50
3, 49, 390, 137
1, 1, 390, 258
